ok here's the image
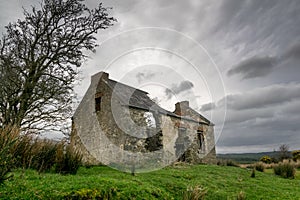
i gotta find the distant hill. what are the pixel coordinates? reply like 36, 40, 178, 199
217, 151, 285, 164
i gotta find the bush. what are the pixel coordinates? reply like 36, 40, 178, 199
217, 159, 239, 167
250, 169, 255, 178
55, 144, 82, 175
0, 126, 19, 184
292, 150, 300, 161
273, 162, 295, 179
183, 185, 207, 200
254, 162, 265, 172
260, 156, 272, 164
271, 157, 278, 163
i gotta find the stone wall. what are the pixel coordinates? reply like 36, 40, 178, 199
71, 72, 216, 167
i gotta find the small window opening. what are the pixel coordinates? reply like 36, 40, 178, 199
197, 130, 205, 151
144, 112, 156, 128
175, 127, 187, 161
95, 97, 101, 112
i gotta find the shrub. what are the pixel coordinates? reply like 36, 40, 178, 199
292, 150, 300, 161
260, 156, 272, 164
250, 169, 255, 178
273, 162, 295, 179
183, 185, 207, 200
55, 144, 82, 175
254, 162, 265, 172
0, 126, 19, 184
294, 160, 300, 169
217, 159, 238, 167
271, 157, 278, 163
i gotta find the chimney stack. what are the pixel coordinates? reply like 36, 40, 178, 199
174, 101, 189, 116
100, 72, 109, 81
91, 71, 109, 83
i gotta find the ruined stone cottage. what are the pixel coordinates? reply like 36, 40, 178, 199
71, 72, 216, 171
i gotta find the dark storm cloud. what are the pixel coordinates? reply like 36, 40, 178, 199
165, 80, 194, 99
227, 56, 277, 79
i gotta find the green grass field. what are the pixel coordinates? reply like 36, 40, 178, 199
0, 164, 299, 199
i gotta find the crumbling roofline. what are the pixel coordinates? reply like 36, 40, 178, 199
124, 104, 211, 126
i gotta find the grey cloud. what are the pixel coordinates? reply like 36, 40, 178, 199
200, 102, 216, 112
219, 127, 300, 147
213, 83, 300, 152
228, 42, 300, 80
225, 108, 274, 124
165, 80, 194, 99
218, 112, 300, 148
283, 43, 300, 60
225, 83, 300, 110
279, 100, 300, 115
136, 72, 156, 83
227, 56, 277, 79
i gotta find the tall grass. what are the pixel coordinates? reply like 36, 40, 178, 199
55, 144, 82, 175
0, 126, 20, 184
0, 126, 82, 184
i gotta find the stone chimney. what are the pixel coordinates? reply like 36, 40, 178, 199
174, 101, 189, 116
91, 71, 109, 83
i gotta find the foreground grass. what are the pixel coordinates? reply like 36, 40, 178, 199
0, 165, 299, 199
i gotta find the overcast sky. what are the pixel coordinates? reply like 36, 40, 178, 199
1, 0, 299, 153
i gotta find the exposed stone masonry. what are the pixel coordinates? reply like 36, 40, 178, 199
71, 71, 216, 169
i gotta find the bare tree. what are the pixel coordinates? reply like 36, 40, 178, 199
0, 0, 115, 132
278, 144, 291, 161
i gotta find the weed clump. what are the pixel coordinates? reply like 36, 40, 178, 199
183, 185, 207, 200
64, 188, 119, 200
237, 191, 246, 200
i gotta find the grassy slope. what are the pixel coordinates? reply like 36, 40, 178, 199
0, 165, 299, 200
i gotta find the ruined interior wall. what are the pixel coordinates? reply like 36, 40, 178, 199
95, 80, 162, 154
201, 125, 216, 164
